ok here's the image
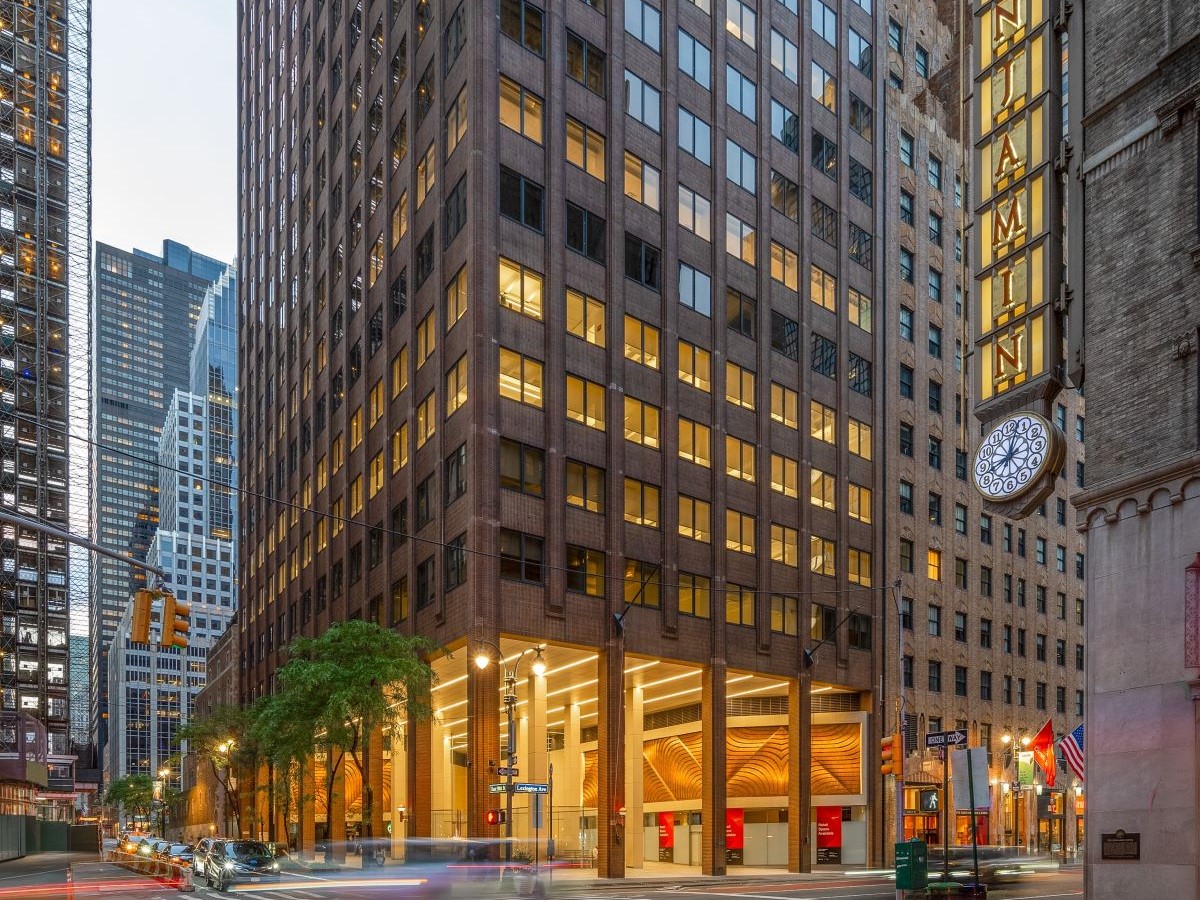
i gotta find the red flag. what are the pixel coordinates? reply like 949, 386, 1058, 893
1030, 718, 1057, 787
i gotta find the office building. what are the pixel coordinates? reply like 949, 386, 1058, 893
0, 0, 90, 828
240, 0, 892, 874
1066, 1, 1200, 896
89, 239, 226, 749
880, 3, 1087, 856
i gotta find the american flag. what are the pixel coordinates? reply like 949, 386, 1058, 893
1059, 723, 1085, 782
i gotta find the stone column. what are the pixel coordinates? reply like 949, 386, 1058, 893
468, 661, 501, 843
300, 759, 315, 858
596, 646, 625, 878
560, 703, 583, 833
390, 726, 408, 860
624, 685, 645, 868
788, 676, 812, 872
528, 669, 548, 857
410, 719, 432, 840
431, 716, 451, 837
701, 663, 727, 876
369, 723, 386, 843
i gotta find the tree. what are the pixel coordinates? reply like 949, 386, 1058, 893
103, 774, 155, 825
175, 704, 258, 836
271, 620, 436, 859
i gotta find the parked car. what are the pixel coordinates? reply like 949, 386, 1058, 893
207, 840, 282, 892
156, 843, 194, 868
192, 837, 217, 880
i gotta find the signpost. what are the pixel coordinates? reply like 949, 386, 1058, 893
925, 731, 967, 883
514, 783, 549, 794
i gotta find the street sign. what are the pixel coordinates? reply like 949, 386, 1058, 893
496, 766, 518, 777
488, 783, 510, 794
514, 782, 549, 794
925, 729, 968, 749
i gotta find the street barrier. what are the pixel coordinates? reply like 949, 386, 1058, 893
109, 849, 195, 892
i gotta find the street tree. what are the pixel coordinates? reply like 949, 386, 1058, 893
273, 620, 436, 858
175, 704, 258, 836
103, 774, 155, 826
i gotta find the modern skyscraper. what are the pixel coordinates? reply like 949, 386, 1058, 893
0, 0, 91, 823
89, 240, 226, 749
1066, 2, 1199, 896
240, 0, 889, 874
105, 265, 239, 797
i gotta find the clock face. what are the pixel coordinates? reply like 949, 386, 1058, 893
973, 412, 1060, 502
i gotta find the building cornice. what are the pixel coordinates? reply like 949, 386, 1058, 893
1071, 451, 1200, 529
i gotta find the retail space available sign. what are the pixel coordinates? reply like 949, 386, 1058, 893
972, 0, 1064, 417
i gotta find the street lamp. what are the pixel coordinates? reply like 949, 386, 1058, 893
474, 640, 548, 863
158, 767, 171, 839
216, 739, 235, 837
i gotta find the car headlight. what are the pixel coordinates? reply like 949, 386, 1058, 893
225, 861, 237, 871
271, 862, 280, 871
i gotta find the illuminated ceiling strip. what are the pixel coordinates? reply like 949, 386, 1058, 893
643, 685, 704, 705
640, 670, 701, 691
727, 681, 788, 699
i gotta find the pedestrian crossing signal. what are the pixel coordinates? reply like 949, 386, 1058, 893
485, 809, 506, 826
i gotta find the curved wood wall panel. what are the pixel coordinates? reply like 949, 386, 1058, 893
811, 723, 862, 796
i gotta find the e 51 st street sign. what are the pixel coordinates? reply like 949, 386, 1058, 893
925, 729, 969, 749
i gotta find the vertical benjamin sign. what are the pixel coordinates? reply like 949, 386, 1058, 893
972, 0, 1064, 416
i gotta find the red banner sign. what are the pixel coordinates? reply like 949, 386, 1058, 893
657, 812, 674, 849
725, 808, 745, 850
816, 806, 842, 849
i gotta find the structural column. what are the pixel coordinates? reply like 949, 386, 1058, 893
624, 685, 645, 869
409, 719, 432, 840
300, 757, 315, 858
467, 661, 501, 844
526, 669, 548, 857
329, 753, 347, 862
430, 715, 452, 838
369, 724, 385, 843
596, 645, 626, 878
390, 725, 409, 860
559, 702, 583, 851
787, 675, 813, 872
702, 662, 728, 876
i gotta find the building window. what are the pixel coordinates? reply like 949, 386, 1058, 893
771, 594, 798, 635
566, 30, 606, 95
726, 288, 756, 338
566, 202, 606, 262
726, 509, 756, 554
624, 152, 661, 210
678, 28, 711, 88
501, 0, 544, 54
499, 166, 544, 232
624, 560, 661, 608
725, 584, 755, 626
811, 333, 837, 378
624, 477, 661, 528
812, 130, 837, 179
566, 288, 605, 346
772, 99, 800, 151
624, 234, 662, 290
678, 495, 712, 543
811, 0, 837, 45
726, 138, 757, 193
725, 360, 755, 409
625, 0, 662, 51
500, 438, 544, 497
678, 339, 712, 391
850, 93, 872, 141
499, 257, 544, 320
726, 213, 757, 264
726, 434, 756, 483
726, 0, 756, 47
771, 387, 799, 431
678, 186, 712, 240
928, 661, 942, 693
680, 572, 711, 619
624, 315, 661, 368
624, 396, 661, 448
811, 536, 836, 577
499, 76, 544, 143
624, 69, 662, 131
500, 529, 544, 583
679, 107, 712, 163
848, 28, 872, 76
566, 459, 605, 513
771, 311, 800, 360
566, 545, 605, 597
498, 348, 544, 407
566, 117, 606, 181
566, 374, 606, 430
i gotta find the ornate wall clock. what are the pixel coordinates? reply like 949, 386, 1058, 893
973, 411, 1066, 504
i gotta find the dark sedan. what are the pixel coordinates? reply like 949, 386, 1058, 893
207, 840, 282, 891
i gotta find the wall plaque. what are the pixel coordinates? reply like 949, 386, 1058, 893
1101, 830, 1141, 861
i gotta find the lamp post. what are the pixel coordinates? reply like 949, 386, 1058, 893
1001, 732, 1032, 853
158, 767, 171, 839
216, 739, 235, 837
474, 641, 548, 864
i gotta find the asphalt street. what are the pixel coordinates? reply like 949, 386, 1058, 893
0, 853, 1084, 900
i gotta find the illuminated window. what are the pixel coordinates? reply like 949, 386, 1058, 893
392, 422, 408, 472
624, 560, 661, 608
416, 141, 436, 207
678, 340, 711, 392
499, 257, 544, 320
623, 151, 661, 209
848, 418, 872, 459
725, 435, 756, 483
770, 241, 799, 290
416, 391, 436, 448
725, 361, 755, 409
349, 408, 364, 449
566, 459, 605, 513
849, 288, 872, 332
770, 453, 799, 498
445, 85, 468, 156
679, 573, 711, 619
566, 545, 605, 596
331, 498, 345, 537
810, 400, 836, 444
810, 536, 836, 576
725, 584, 755, 626
566, 375, 606, 430
369, 452, 385, 498
498, 348, 545, 407
316, 455, 328, 492
678, 417, 711, 467
771, 594, 799, 635
927, 548, 942, 581
771, 524, 799, 567
623, 396, 661, 448
623, 315, 660, 369
368, 233, 385, 287
810, 467, 836, 510
445, 355, 468, 417
566, 288, 605, 346
810, 263, 837, 311
849, 483, 872, 523
391, 192, 408, 247
848, 548, 872, 586
566, 117, 606, 181
771, 383, 798, 428
726, 509, 756, 554
678, 495, 712, 543
623, 477, 661, 528
368, 379, 385, 428
417, 312, 436, 369
499, 75, 544, 143
392, 346, 409, 397
350, 476, 364, 516
445, 266, 468, 329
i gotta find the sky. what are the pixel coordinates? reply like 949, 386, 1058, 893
93, 1, 238, 263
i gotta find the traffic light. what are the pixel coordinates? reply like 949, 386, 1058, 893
131, 590, 153, 644
485, 809, 506, 826
159, 591, 191, 649
881, 732, 902, 777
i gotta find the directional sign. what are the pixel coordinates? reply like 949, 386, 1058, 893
514, 782, 549, 794
496, 767, 518, 777
488, 783, 510, 794
925, 729, 969, 749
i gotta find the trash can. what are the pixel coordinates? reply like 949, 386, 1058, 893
895, 839, 929, 891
